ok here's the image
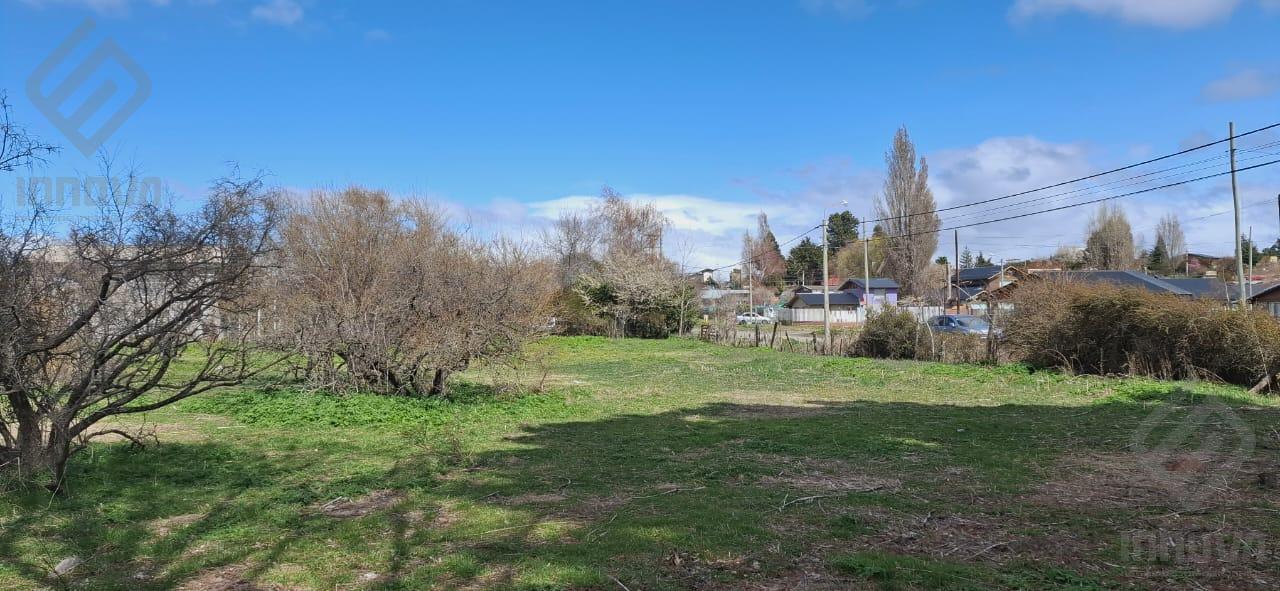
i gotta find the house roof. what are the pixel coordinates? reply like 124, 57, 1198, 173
787, 292, 861, 307
1044, 270, 1192, 295
955, 285, 985, 300
1247, 281, 1280, 302
955, 266, 1003, 283
1160, 278, 1230, 300
699, 288, 750, 300
838, 278, 899, 290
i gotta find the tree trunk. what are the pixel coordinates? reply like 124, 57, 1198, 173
428, 368, 450, 397
15, 413, 72, 493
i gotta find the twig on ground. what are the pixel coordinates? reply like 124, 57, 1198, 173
629, 486, 705, 499
608, 575, 632, 591
779, 494, 834, 511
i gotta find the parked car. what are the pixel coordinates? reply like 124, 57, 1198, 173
736, 312, 772, 325
926, 314, 1000, 338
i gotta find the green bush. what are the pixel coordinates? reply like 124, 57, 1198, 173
1004, 278, 1280, 386
851, 307, 925, 360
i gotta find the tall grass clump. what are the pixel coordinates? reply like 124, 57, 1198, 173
1003, 276, 1280, 387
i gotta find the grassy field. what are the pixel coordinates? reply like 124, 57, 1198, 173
2, 337, 1278, 590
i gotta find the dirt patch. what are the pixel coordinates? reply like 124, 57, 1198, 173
178, 565, 264, 591
716, 403, 837, 419
499, 492, 567, 505
149, 513, 204, 536
314, 490, 405, 518
754, 456, 901, 493
1031, 451, 1258, 511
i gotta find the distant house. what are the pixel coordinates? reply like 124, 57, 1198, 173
1247, 283, 1280, 316
988, 270, 1195, 301
699, 288, 750, 313
784, 292, 861, 310
1161, 277, 1232, 302
835, 278, 900, 307
1053, 270, 1193, 295
954, 265, 1026, 292
779, 277, 897, 324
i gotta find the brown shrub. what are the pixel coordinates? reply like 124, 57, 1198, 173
1003, 276, 1280, 386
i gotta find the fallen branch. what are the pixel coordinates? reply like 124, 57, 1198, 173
629, 486, 705, 500
779, 494, 834, 511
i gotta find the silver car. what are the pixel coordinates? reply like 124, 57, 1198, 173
926, 314, 999, 337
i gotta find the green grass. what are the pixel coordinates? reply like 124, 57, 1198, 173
2, 337, 1278, 590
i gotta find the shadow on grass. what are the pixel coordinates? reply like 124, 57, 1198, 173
2, 390, 1275, 590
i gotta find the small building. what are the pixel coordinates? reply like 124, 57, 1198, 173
835, 278, 900, 307
1248, 283, 1280, 316
785, 292, 861, 310
1161, 277, 1232, 302
780, 291, 863, 324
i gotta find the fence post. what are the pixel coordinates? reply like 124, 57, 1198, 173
754, 323, 760, 347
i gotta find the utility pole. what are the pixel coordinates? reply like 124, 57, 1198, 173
1249, 225, 1254, 300
953, 230, 959, 313
1230, 122, 1247, 309
862, 219, 871, 311
821, 216, 830, 353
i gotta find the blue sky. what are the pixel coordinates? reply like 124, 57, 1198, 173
3, 0, 1279, 269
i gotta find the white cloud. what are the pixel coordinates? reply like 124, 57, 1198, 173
800, 0, 874, 19
1201, 68, 1280, 102
1009, 0, 1242, 29
251, 0, 303, 26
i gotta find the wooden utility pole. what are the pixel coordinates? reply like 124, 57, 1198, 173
1249, 225, 1254, 301
862, 219, 870, 312
822, 217, 830, 353
1230, 122, 1247, 309
953, 230, 959, 313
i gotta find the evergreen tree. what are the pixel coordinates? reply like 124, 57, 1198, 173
975, 252, 992, 267
787, 237, 824, 284
1148, 235, 1168, 273
959, 247, 973, 269
826, 211, 860, 251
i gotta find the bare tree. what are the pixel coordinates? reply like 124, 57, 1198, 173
274, 187, 554, 397
1154, 213, 1186, 271
0, 91, 58, 172
0, 167, 280, 491
540, 211, 600, 289
574, 190, 682, 337
876, 127, 940, 297
1083, 202, 1136, 270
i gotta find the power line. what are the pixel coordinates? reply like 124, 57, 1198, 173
862, 121, 1280, 225
937, 149, 1280, 226
866, 158, 1280, 243
704, 223, 822, 274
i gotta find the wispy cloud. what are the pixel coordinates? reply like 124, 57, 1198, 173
1201, 68, 1280, 102
251, 0, 303, 27
1009, 0, 1242, 29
